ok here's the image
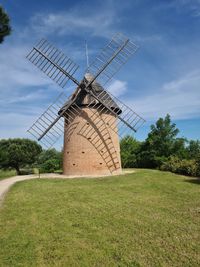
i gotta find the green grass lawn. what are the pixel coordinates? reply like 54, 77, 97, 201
0, 169, 16, 180
0, 169, 199, 267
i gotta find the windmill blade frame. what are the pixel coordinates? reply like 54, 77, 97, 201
26, 39, 80, 88
86, 33, 139, 87
27, 91, 82, 148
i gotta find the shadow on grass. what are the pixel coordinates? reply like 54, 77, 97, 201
184, 178, 200, 185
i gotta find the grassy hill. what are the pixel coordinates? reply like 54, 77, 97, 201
0, 169, 199, 266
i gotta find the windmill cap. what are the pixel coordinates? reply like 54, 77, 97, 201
58, 73, 122, 115
85, 72, 93, 80
84, 72, 97, 84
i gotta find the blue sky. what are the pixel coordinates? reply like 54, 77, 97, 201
0, 0, 200, 148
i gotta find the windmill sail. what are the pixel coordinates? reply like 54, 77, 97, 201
96, 89, 145, 133
26, 39, 80, 88
27, 91, 82, 148
86, 33, 139, 87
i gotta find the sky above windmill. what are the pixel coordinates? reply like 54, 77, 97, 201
0, 0, 200, 148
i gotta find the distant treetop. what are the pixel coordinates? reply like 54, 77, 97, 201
0, 5, 11, 44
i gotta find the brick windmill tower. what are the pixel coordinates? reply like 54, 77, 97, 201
26, 33, 145, 175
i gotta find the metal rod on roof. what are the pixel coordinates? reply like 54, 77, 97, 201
85, 40, 89, 69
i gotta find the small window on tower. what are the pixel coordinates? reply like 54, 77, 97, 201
99, 163, 102, 165
73, 163, 76, 166
82, 151, 85, 154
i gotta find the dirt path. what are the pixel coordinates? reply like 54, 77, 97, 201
0, 170, 135, 204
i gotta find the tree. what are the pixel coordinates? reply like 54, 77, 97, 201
120, 136, 141, 168
37, 148, 62, 172
186, 140, 200, 160
172, 137, 188, 159
0, 5, 11, 43
137, 114, 180, 168
0, 138, 42, 174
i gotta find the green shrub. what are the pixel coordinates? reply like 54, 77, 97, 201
178, 159, 198, 176
37, 149, 62, 173
160, 156, 199, 177
40, 159, 60, 173
160, 156, 180, 173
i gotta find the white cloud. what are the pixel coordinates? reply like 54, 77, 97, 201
30, 8, 116, 38
0, 90, 47, 105
0, 112, 37, 139
158, 0, 200, 17
128, 69, 200, 120
0, 110, 64, 150
132, 34, 162, 44
0, 44, 53, 92
0, 41, 74, 113
107, 80, 127, 97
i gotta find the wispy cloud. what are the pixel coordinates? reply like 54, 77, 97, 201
129, 69, 200, 120
177, 0, 200, 16
155, 0, 200, 17
0, 112, 40, 139
0, 90, 48, 105
108, 80, 127, 97
30, 8, 116, 38
132, 34, 163, 44
0, 44, 53, 91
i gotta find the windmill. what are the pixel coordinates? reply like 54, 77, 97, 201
26, 33, 145, 176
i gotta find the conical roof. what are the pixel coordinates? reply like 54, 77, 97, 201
59, 73, 122, 115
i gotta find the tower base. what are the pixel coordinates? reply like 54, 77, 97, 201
63, 107, 122, 176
